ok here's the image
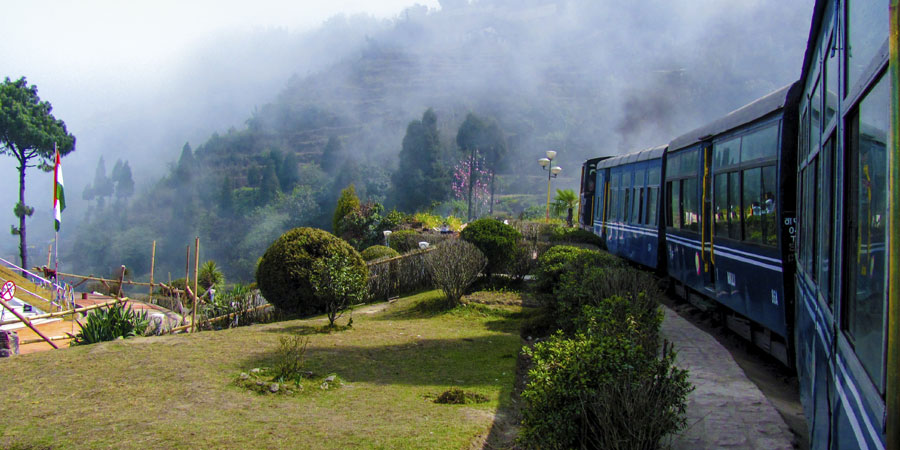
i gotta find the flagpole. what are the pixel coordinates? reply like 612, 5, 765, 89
54, 143, 59, 288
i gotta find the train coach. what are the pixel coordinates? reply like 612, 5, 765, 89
580, 1, 898, 448
581, 83, 802, 366
793, 0, 896, 448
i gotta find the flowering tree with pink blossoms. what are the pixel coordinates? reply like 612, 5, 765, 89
451, 153, 492, 219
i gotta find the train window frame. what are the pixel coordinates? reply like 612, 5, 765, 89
739, 123, 780, 164
665, 147, 699, 233
845, 0, 889, 98
817, 135, 835, 307
841, 73, 889, 394
681, 177, 700, 233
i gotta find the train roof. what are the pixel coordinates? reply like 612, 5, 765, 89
594, 144, 667, 170
668, 83, 797, 151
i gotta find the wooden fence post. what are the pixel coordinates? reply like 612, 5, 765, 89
116, 265, 126, 299
149, 240, 156, 304
192, 237, 200, 332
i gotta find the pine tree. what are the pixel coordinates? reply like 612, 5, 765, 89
333, 184, 360, 234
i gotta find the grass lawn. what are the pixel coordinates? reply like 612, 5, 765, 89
0, 290, 532, 449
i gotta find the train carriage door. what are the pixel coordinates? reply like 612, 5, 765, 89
596, 169, 609, 238
701, 141, 716, 292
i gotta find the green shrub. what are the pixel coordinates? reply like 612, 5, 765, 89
273, 334, 309, 383
387, 229, 422, 253
548, 227, 604, 248
519, 301, 690, 450
256, 227, 367, 316
198, 260, 225, 292
578, 347, 692, 449
310, 253, 368, 326
71, 303, 149, 346
361, 245, 400, 261
387, 230, 450, 254
459, 218, 522, 277
551, 260, 655, 333
534, 245, 585, 293
535, 246, 624, 294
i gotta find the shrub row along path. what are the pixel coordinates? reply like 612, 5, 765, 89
0, 290, 524, 449
661, 306, 795, 449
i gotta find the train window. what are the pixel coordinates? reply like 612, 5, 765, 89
824, 35, 839, 128
666, 153, 681, 179
667, 149, 698, 179
846, 0, 889, 94
647, 166, 661, 185
803, 160, 819, 276
761, 166, 777, 246
610, 172, 621, 221
844, 75, 889, 392
667, 181, 681, 228
682, 178, 699, 232
800, 106, 809, 161
647, 187, 658, 226
623, 185, 631, 223
742, 168, 763, 244
817, 136, 835, 305
714, 174, 728, 237
741, 124, 779, 163
811, 81, 822, 154
728, 172, 741, 240
636, 188, 644, 224
714, 137, 740, 168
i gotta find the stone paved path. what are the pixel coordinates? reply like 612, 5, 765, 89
661, 306, 796, 449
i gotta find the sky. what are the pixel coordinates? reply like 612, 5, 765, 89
0, 0, 439, 256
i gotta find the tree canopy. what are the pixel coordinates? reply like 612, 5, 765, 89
392, 108, 448, 212
0, 77, 75, 270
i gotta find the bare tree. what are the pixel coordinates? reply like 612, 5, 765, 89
425, 239, 486, 306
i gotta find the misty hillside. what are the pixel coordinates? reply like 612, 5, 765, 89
66, 0, 813, 282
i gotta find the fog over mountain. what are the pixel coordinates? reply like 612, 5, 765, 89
1, 0, 814, 278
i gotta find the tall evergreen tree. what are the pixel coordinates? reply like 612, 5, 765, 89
218, 176, 234, 213
88, 156, 114, 208
0, 77, 75, 270
393, 108, 448, 212
333, 184, 360, 234
279, 152, 300, 192
259, 163, 280, 205
111, 159, 135, 201
174, 142, 195, 185
321, 136, 345, 173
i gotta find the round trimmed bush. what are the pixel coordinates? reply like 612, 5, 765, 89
256, 227, 367, 315
460, 218, 522, 276
387, 229, 421, 253
361, 245, 400, 262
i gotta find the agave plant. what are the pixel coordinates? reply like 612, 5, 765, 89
71, 303, 149, 346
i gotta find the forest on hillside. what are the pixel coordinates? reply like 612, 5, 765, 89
63, 0, 812, 283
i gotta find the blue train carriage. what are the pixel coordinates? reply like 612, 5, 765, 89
578, 157, 610, 231
664, 83, 801, 366
794, 0, 896, 448
588, 145, 667, 269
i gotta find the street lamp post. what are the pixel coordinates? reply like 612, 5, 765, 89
538, 151, 562, 223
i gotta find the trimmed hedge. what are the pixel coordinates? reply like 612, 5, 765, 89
255, 227, 367, 315
361, 245, 400, 262
520, 298, 690, 450
548, 226, 605, 248
534, 245, 623, 293
459, 218, 522, 277
520, 246, 690, 449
